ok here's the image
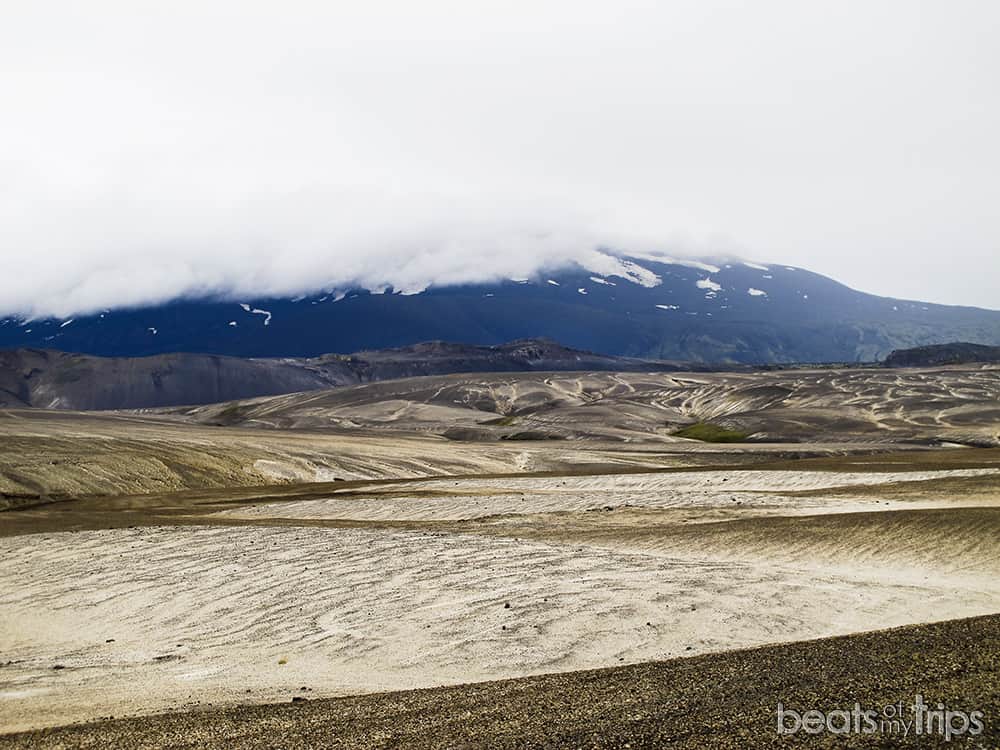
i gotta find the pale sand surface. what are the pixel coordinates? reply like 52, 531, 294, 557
219, 467, 1000, 522
3, 408, 893, 499
3, 469, 998, 732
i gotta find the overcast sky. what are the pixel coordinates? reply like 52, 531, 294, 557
2, 1, 998, 317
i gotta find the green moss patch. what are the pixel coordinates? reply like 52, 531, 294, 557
479, 415, 518, 426
673, 422, 753, 443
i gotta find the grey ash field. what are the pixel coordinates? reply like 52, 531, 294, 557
1, 365, 999, 747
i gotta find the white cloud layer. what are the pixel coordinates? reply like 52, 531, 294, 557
1, 1, 998, 317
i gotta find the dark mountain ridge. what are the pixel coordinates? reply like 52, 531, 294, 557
2, 253, 998, 364
885, 342, 1000, 367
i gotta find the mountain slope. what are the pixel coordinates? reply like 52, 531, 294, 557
0, 340, 684, 410
2, 254, 998, 363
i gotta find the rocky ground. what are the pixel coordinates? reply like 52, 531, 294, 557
3, 615, 997, 749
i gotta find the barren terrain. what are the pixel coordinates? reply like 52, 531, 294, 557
170, 365, 1000, 446
1, 366, 998, 746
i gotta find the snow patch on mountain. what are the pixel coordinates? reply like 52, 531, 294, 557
240, 303, 273, 326
696, 278, 722, 293
395, 284, 427, 296
629, 252, 722, 274
579, 251, 661, 287
748, 288, 768, 297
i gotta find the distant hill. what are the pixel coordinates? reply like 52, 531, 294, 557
167, 366, 1000, 448
884, 342, 1000, 367
0, 340, 684, 411
2, 252, 998, 364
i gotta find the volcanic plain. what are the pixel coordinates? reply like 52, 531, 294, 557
1, 365, 998, 747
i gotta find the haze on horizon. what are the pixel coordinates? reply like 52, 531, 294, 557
1, 1, 998, 318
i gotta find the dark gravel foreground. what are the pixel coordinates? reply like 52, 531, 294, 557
4, 615, 998, 749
